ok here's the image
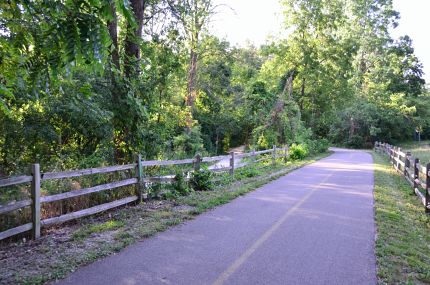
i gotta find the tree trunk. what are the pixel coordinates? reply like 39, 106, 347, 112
107, 0, 120, 70
187, 49, 198, 109
124, 0, 145, 78
184, 44, 198, 130
266, 72, 295, 137
113, 0, 144, 162
301, 78, 305, 100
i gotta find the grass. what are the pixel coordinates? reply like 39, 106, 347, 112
398, 140, 430, 162
372, 151, 430, 284
0, 151, 331, 285
72, 220, 125, 240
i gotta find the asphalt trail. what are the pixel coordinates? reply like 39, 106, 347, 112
58, 148, 376, 285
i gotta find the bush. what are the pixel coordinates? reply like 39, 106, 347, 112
288, 143, 308, 160
347, 135, 365, 148
172, 171, 191, 196
236, 166, 259, 179
190, 167, 214, 191
306, 138, 329, 154
147, 183, 163, 199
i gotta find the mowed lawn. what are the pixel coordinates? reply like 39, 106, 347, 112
373, 141, 430, 284
399, 140, 430, 162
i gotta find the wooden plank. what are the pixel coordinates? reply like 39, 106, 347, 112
202, 155, 229, 162
0, 175, 32, 187
414, 178, 426, 190
0, 223, 32, 241
254, 149, 272, 155
41, 196, 138, 226
42, 164, 136, 180
41, 178, 138, 203
394, 150, 406, 158
145, 176, 175, 182
394, 157, 405, 167
235, 162, 249, 169
210, 167, 231, 173
140, 159, 194, 167
255, 156, 270, 163
415, 188, 426, 206
234, 153, 254, 159
0, 199, 32, 215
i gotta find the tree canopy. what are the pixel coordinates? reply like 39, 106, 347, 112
0, 0, 428, 175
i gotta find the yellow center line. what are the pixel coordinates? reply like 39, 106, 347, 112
212, 171, 334, 285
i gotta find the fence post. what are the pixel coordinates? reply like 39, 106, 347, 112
426, 163, 430, 213
284, 145, 289, 163
252, 149, 256, 162
194, 153, 202, 172
272, 145, 277, 164
397, 147, 402, 170
405, 151, 411, 177
229, 151, 235, 176
30, 164, 41, 239
135, 154, 143, 203
390, 146, 394, 164
414, 158, 420, 193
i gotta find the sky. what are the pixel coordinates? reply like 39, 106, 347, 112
211, 0, 430, 83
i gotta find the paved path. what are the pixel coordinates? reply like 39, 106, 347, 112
59, 148, 376, 285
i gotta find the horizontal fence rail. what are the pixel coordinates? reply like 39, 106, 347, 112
0, 145, 290, 241
374, 141, 430, 213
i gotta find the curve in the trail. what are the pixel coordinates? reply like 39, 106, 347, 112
58, 148, 376, 285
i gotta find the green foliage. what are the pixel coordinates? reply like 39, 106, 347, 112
372, 153, 430, 284
289, 143, 309, 160
0, 0, 427, 176
172, 171, 191, 196
72, 220, 125, 240
190, 167, 213, 191
147, 183, 163, 199
253, 127, 278, 150
235, 166, 260, 179
306, 139, 329, 155
173, 126, 205, 158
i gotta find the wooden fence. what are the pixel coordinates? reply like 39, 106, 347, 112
0, 145, 289, 241
374, 142, 430, 213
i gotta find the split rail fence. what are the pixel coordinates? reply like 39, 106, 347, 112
374, 141, 430, 212
0, 145, 289, 241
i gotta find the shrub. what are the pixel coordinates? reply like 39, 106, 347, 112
147, 183, 162, 199
172, 171, 191, 196
236, 166, 259, 178
288, 143, 309, 160
190, 167, 214, 191
306, 138, 329, 154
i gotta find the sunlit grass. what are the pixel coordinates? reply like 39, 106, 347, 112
372, 152, 430, 284
72, 220, 125, 240
399, 140, 430, 163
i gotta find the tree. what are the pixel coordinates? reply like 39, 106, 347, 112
167, 0, 217, 128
